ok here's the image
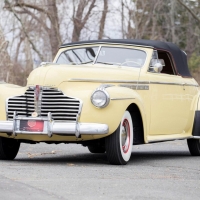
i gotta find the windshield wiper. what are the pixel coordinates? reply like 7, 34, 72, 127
78, 61, 93, 65
96, 61, 114, 65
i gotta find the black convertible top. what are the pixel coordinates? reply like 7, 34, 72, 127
61, 39, 191, 77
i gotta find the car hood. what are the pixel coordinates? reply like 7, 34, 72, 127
27, 64, 141, 87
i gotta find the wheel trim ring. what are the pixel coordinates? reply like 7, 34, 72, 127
121, 119, 130, 154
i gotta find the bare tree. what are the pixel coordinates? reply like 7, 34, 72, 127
0, 26, 12, 82
72, 0, 96, 42
177, 0, 200, 24
120, 0, 124, 38
4, 0, 61, 58
98, 0, 108, 39
0, 0, 200, 85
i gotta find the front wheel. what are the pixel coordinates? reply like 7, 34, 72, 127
105, 111, 133, 165
0, 137, 20, 160
187, 139, 200, 156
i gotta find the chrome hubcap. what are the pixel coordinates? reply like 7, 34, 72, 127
121, 119, 130, 153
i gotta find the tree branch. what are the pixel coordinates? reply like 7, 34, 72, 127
12, 8, 49, 32
177, 0, 200, 23
98, 0, 108, 39
82, 0, 96, 26
22, 8, 49, 32
4, 0, 44, 60
4, 1, 52, 20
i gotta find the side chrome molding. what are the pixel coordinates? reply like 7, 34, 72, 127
69, 78, 199, 87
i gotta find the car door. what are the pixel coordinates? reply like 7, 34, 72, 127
148, 50, 192, 136
180, 78, 199, 133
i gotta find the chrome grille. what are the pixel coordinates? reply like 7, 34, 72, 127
7, 87, 81, 121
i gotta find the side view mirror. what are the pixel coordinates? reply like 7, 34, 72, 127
151, 62, 163, 73
149, 58, 165, 73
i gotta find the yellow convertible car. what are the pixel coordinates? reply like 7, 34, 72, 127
0, 39, 199, 165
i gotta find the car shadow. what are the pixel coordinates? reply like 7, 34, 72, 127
14, 150, 191, 166
128, 150, 191, 165
15, 152, 109, 165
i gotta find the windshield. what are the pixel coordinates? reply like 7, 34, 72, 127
56, 46, 146, 68
56, 46, 98, 65
95, 47, 146, 67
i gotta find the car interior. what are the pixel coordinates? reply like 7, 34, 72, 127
157, 50, 176, 75
149, 50, 176, 75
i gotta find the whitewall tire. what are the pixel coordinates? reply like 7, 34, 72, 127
105, 111, 133, 165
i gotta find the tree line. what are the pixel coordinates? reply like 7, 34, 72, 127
0, 0, 200, 85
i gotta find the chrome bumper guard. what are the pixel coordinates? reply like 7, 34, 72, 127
0, 112, 109, 138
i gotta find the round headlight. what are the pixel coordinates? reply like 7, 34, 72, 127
91, 90, 110, 108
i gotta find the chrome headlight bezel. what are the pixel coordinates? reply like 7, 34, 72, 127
91, 89, 110, 108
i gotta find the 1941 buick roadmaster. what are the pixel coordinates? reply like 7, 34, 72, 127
0, 39, 200, 165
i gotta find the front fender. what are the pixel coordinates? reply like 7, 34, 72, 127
0, 84, 26, 120
59, 83, 147, 139
107, 86, 147, 140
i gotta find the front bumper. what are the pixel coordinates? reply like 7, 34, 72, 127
0, 113, 109, 138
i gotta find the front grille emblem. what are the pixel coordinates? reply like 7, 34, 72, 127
32, 111, 38, 117
27, 120, 36, 127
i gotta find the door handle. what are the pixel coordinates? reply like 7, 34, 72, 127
182, 83, 186, 90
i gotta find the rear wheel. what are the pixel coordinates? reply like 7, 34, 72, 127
187, 139, 200, 156
0, 137, 20, 160
105, 111, 133, 165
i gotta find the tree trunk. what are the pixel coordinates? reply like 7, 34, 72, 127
170, 0, 176, 43
121, 0, 125, 39
0, 25, 12, 82
72, 0, 96, 42
98, 0, 108, 39
47, 0, 61, 59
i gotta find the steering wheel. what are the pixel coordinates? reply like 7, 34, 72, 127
120, 61, 141, 67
